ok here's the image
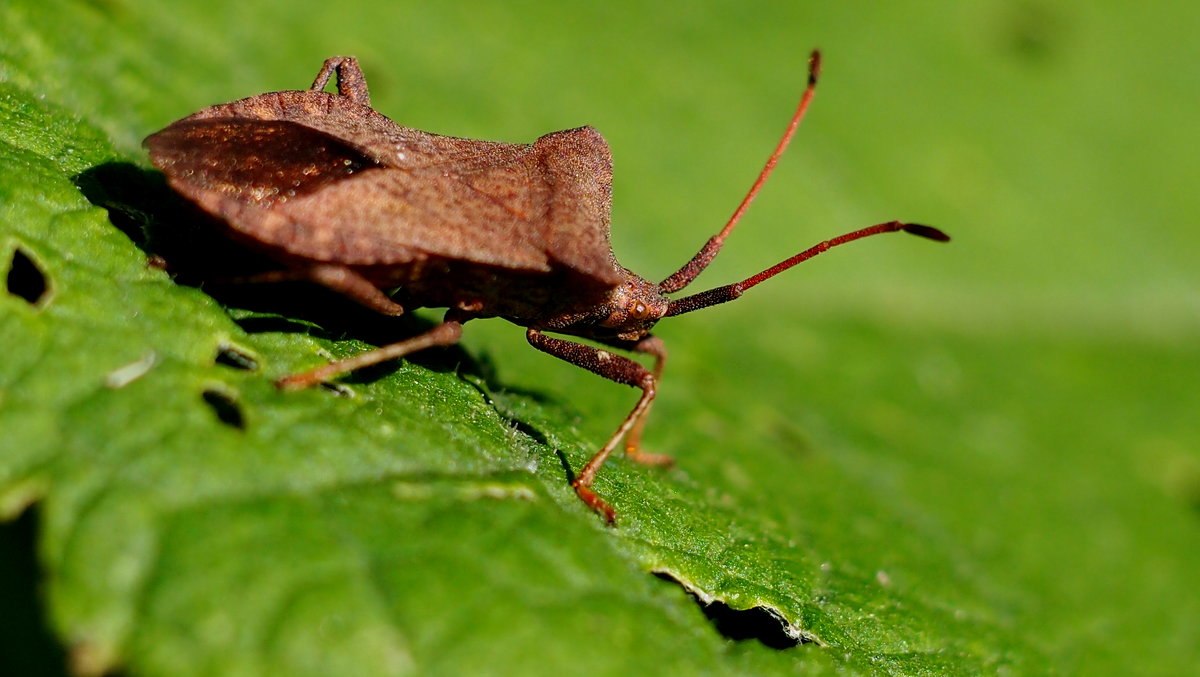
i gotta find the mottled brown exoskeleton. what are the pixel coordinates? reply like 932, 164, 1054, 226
145, 51, 948, 523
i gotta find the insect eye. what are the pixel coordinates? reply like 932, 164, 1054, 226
629, 301, 649, 319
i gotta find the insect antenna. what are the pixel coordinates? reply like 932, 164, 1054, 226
659, 49, 823, 294
664, 221, 949, 317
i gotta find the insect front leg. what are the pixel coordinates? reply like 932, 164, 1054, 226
310, 57, 371, 106
526, 328, 659, 524
278, 315, 464, 390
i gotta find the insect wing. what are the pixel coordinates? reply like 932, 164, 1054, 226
148, 116, 621, 283
146, 118, 384, 208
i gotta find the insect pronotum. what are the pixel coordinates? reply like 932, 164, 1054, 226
146, 51, 948, 524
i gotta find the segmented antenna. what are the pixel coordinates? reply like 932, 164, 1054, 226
665, 222, 949, 316
659, 50, 823, 294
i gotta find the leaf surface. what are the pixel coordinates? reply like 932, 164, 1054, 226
2, 2, 1198, 675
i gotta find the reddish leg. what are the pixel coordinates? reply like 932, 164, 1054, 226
527, 328, 660, 524
278, 318, 463, 390
622, 335, 672, 467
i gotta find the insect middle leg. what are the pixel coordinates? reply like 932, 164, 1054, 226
526, 328, 660, 524
621, 335, 673, 467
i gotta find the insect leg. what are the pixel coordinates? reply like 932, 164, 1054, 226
526, 328, 658, 524
206, 263, 404, 315
620, 335, 673, 467
310, 57, 371, 106
277, 317, 463, 390
298, 263, 405, 316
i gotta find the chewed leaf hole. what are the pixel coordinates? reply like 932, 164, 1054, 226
215, 343, 259, 371
654, 572, 809, 649
696, 598, 804, 649
6, 248, 49, 306
202, 389, 245, 429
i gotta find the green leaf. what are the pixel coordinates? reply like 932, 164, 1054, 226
3, 1, 1198, 676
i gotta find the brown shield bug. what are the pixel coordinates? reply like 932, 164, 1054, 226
145, 51, 948, 524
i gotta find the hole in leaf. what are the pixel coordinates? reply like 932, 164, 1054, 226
654, 572, 808, 649
696, 598, 803, 649
215, 343, 258, 371
202, 389, 245, 429
6, 248, 49, 306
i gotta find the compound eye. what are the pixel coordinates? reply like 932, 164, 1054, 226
629, 301, 650, 319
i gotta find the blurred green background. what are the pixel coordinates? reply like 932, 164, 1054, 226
2, 0, 1198, 675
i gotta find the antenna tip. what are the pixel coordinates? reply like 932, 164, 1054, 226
808, 49, 822, 85
902, 223, 951, 242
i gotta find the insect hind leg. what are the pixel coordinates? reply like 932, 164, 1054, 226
310, 57, 371, 105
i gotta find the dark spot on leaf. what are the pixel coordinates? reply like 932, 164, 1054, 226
6, 248, 49, 306
215, 343, 258, 371
202, 389, 245, 429
654, 572, 807, 649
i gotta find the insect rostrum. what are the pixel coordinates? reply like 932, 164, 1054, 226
145, 52, 948, 524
